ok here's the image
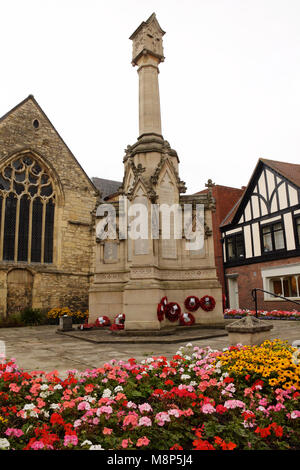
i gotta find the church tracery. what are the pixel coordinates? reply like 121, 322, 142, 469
0, 153, 55, 264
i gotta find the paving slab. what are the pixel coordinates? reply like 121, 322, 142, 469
0, 321, 299, 377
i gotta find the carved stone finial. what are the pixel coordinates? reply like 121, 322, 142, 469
129, 13, 165, 66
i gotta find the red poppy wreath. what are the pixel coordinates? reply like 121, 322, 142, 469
179, 312, 195, 326
157, 302, 165, 322
165, 302, 181, 322
199, 295, 216, 312
110, 313, 125, 330
184, 296, 200, 312
94, 316, 111, 327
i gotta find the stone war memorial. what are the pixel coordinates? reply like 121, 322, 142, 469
89, 13, 224, 331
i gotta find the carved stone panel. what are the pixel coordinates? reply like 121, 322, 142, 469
104, 242, 118, 264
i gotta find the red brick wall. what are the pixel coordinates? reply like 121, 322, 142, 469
225, 256, 300, 311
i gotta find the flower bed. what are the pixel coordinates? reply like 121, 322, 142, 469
0, 339, 299, 450
224, 309, 300, 321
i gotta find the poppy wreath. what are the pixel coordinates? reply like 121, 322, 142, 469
199, 295, 216, 312
179, 312, 195, 326
78, 322, 94, 330
184, 296, 200, 312
157, 303, 165, 322
94, 316, 111, 327
161, 296, 168, 307
165, 302, 181, 322
110, 313, 125, 330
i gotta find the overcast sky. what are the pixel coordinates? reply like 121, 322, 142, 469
1, 0, 300, 194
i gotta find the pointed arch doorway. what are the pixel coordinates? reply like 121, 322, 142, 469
7, 268, 34, 316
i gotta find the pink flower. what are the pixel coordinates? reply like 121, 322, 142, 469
73, 419, 82, 428
290, 411, 300, 419
121, 439, 132, 448
77, 401, 90, 411
9, 383, 21, 393
155, 412, 171, 426
138, 403, 153, 414
136, 436, 150, 447
138, 416, 152, 427
201, 403, 216, 414
103, 427, 113, 434
224, 400, 245, 410
64, 434, 78, 447
5, 428, 24, 437
31, 441, 45, 450
123, 412, 139, 429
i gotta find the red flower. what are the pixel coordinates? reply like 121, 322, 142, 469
170, 444, 183, 450
50, 412, 65, 426
216, 404, 227, 414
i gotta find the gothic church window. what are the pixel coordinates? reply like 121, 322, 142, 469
0, 154, 55, 263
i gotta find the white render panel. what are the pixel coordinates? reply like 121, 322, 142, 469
283, 212, 296, 251
224, 228, 243, 235
252, 222, 261, 257
294, 209, 300, 215
266, 169, 275, 196
244, 201, 252, 222
270, 196, 278, 213
251, 195, 260, 218
244, 225, 252, 258
258, 173, 267, 199
289, 186, 299, 206
278, 183, 288, 210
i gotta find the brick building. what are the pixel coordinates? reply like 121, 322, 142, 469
221, 158, 300, 312
196, 183, 244, 299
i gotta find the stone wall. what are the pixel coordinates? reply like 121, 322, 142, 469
0, 96, 98, 317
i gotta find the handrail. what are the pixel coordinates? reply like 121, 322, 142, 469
251, 288, 300, 318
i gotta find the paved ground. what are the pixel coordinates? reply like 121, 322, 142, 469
0, 320, 299, 377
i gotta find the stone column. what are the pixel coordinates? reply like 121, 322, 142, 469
137, 54, 162, 137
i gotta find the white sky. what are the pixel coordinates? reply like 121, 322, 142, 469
1, 0, 300, 194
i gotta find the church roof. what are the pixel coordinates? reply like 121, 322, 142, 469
91, 177, 122, 200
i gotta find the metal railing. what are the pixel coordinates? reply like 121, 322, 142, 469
251, 288, 300, 318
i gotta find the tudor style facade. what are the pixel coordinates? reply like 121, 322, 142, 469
221, 158, 300, 311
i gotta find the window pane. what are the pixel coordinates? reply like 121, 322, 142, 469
274, 228, 285, 250
227, 238, 234, 259
44, 200, 54, 263
3, 194, 17, 260
17, 196, 30, 261
282, 279, 289, 297
263, 232, 273, 252
31, 198, 43, 262
236, 234, 244, 258
296, 218, 300, 245
272, 279, 282, 296
290, 276, 298, 297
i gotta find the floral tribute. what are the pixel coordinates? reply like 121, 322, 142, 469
94, 316, 111, 328
184, 296, 200, 312
109, 314, 125, 331
165, 302, 181, 322
179, 312, 195, 327
157, 297, 168, 322
199, 295, 216, 312
0, 339, 299, 450
224, 309, 300, 321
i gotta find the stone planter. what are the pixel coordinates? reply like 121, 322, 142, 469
226, 315, 273, 347
58, 315, 73, 332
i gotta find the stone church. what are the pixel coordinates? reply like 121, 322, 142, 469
0, 13, 223, 328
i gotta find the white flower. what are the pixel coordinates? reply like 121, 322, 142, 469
40, 384, 49, 390
189, 381, 197, 387
102, 389, 112, 398
50, 404, 60, 410
114, 385, 123, 393
180, 374, 191, 381
186, 343, 193, 348
0, 438, 10, 450
53, 384, 63, 390
89, 444, 104, 450
23, 404, 35, 410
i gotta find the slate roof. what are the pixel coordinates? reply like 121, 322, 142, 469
91, 177, 122, 200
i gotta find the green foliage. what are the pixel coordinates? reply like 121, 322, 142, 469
20, 308, 44, 326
